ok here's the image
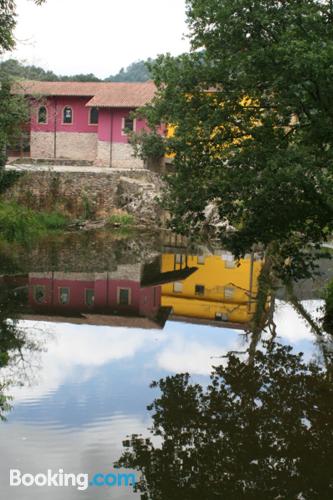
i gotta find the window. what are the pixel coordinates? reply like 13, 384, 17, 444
221, 251, 236, 268
197, 255, 205, 265
173, 282, 183, 293
89, 107, 99, 125
118, 288, 131, 305
85, 289, 94, 306
122, 116, 135, 135
225, 260, 237, 269
63, 106, 73, 124
215, 312, 228, 321
175, 254, 183, 264
195, 285, 205, 296
59, 287, 70, 305
224, 287, 235, 299
34, 285, 46, 304
38, 106, 48, 124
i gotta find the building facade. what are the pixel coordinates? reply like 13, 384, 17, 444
13, 80, 158, 168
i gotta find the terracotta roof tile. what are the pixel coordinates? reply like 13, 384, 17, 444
12, 80, 157, 107
86, 81, 156, 108
12, 80, 107, 97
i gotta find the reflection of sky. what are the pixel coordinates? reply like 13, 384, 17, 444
0, 300, 323, 499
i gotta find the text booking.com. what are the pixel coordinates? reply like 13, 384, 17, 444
10, 469, 137, 491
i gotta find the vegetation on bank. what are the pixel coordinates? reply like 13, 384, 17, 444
108, 213, 135, 226
0, 201, 68, 243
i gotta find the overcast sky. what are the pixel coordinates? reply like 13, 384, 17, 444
6, 0, 190, 78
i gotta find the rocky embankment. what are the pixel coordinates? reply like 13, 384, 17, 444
2, 168, 165, 226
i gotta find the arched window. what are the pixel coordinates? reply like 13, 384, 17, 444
89, 107, 99, 125
63, 106, 73, 124
38, 106, 48, 124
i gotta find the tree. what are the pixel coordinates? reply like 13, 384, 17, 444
139, 0, 333, 280
0, 0, 46, 166
0, 80, 28, 167
105, 59, 152, 82
118, 342, 333, 500
0, 0, 45, 54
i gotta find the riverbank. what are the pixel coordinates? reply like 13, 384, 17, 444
3, 166, 164, 226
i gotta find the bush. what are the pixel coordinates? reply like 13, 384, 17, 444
0, 170, 22, 194
108, 213, 135, 226
0, 202, 68, 242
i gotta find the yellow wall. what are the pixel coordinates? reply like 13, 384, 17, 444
161, 252, 262, 324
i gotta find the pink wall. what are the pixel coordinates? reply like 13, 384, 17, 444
97, 108, 149, 143
31, 97, 98, 134
29, 277, 160, 317
31, 98, 154, 144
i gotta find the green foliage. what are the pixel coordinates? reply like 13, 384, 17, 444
128, 129, 166, 161
0, 169, 21, 194
0, 201, 68, 242
0, 0, 16, 54
108, 213, 135, 226
0, 78, 29, 167
81, 194, 95, 220
118, 342, 333, 499
322, 279, 333, 334
0, 58, 153, 83
142, 0, 333, 280
105, 59, 152, 82
0, 59, 101, 82
0, 0, 45, 55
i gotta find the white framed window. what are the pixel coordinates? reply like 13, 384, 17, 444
195, 284, 205, 296
59, 287, 70, 305
173, 282, 183, 293
34, 285, 46, 304
85, 289, 94, 306
121, 116, 136, 135
37, 106, 48, 124
197, 255, 205, 265
175, 254, 183, 264
224, 287, 235, 299
117, 287, 131, 305
225, 260, 237, 269
62, 106, 73, 124
89, 107, 99, 125
215, 312, 228, 321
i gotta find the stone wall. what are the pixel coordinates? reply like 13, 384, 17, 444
31, 131, 98, 161
31, 131, 54, 158
56, 132, 97, 161
111, 143, 144, 169
2, 170, 163, 224
96, 141, 144, 168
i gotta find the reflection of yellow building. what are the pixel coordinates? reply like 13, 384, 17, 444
161, 251, 263, 328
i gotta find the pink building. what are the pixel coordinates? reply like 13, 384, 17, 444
25, 271, 167, 329
13, 80, 157, 168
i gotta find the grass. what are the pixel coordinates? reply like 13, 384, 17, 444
108, 213, 135, 226
0, 201, 68, 243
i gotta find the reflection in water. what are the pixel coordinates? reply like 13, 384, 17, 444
0, 279, 44, 420
0, 232, 333, 499
118, 342, 333, 499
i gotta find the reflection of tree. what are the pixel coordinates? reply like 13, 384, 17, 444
118, 343, 333, 500
0, 286, 43, 420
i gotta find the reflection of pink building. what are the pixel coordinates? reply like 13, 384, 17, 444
29, 271, 160, 318
13, 81, 157, 168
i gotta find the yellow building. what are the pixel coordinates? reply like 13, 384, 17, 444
161, 251, 263, 328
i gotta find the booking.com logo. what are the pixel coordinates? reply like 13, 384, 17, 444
10, 469, 137, 491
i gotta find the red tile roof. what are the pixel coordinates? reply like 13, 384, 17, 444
12, 80, 157, 107
86, 81, 156, 108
